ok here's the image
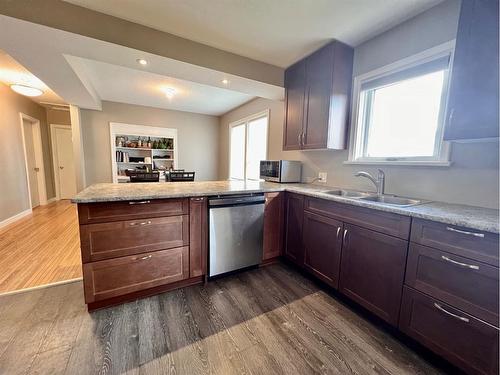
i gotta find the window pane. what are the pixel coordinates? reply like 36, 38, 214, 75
364, 70, 445, 158
246, 116, 268, 180
229, 124, 245, 180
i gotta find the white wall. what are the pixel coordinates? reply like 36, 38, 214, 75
81, 101, 220, 185
219, 1, 499, 209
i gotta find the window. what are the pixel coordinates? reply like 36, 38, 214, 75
229, 111, 269, 180
349, 43, 454, 165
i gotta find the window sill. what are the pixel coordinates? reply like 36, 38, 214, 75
344, 160, 452, 167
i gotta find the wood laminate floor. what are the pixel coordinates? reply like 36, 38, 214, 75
0, 264, 447, 375
0, 200, 82, 294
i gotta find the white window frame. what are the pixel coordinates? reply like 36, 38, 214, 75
346, 41, 455, 167
228, 110, 269, 180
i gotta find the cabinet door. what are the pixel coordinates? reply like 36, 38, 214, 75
284, 193, 304, 265
283, 60, 306, 150
339, 224, 408, 326
444, 0, 499, 140
303, 211, 343, 288
302, 44, 334, 149
189, 197, 207, 278
263, 192, 284, 260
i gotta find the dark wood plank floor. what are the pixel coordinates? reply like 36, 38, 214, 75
0, 264, 445, 375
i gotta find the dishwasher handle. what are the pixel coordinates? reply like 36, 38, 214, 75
209, 194, 265, 207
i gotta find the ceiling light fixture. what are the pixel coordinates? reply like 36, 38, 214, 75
222, 79, 229, 85
162, 87, 177, 99
136, 58, 148, 66
10, 84, 43, 97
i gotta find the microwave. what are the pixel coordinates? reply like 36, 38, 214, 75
260, 160, 302, 183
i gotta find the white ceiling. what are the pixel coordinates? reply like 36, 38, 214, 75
0, 15, 283, 114
63, 0, 443, 67
67, 56, 254, 115
0, 50, 66, 105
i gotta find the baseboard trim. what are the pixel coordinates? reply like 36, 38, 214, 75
0, 208, 32, 230
0, 277, 83, 297
46, 197, 57, 204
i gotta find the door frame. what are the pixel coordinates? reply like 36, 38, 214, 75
50, 124, 72, 200
19, 113, 47, 207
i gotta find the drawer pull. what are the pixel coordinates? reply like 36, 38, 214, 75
446, 226, 485, 238
129, 220, 152, 227
441, 255, 479, 270
129, 200, 151, 205
140, 255, 153, 260
336, 227, 341, 238
343, 229, 348, 242
433, 303, 470, 323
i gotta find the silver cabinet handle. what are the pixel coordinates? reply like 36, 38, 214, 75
140, 255, 152, 260
446, 226, 484, 238
336, 227, 341, 238
301, 132, 306, 146
191, 197, 205, 202
129, 220, 152, 227
434, 303, 469, 323
441, 255, 479, 270
129, 200, 151, 205
343, 229, 348, 242
297, 133, 302, 146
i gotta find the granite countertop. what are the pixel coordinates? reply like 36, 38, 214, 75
72, 181, 499, 234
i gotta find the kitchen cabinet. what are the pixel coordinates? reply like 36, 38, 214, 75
444, 0, 499, 140
283, 60, 306, 150
283, 40, 353, 150
189, 197, 207, 278
400, 287, 499, 375
284, 193, 304, 266
339, 223, 408, 326
263, 192, 284, 260
302, 211, 343, 288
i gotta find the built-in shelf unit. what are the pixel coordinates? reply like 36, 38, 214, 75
110, 122, 178, 183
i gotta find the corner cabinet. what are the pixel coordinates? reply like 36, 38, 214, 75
444, 0, 499, 140
283, 41, 354, 150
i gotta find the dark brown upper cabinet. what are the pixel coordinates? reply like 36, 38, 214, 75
444, 0, 499, 141
283, 41, 354, 150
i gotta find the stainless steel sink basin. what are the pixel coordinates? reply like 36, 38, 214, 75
324, 190, 373, 198
359, 195, 424, 206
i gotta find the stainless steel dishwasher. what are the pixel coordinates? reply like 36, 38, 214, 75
208, 193, 265, 277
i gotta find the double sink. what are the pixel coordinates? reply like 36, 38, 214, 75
323, 189, 426, 207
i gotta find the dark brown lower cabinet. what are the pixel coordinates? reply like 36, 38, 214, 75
284, 193, 304, 266
400, 286, 499, 375
406, 243, 499, 326
263, 192, 284, 260
189, 197, 207, 277
339, 223, 408, 326
302, 211, 343, 288
83, 246, 189, 303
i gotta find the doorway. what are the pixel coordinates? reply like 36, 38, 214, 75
50, 124, 77, 200
20, 113, 47, 208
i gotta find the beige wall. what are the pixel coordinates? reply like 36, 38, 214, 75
219, 97, 499, 209
81, 101, 220, 185
46, 108, 71, 126
0, 82, 55, 222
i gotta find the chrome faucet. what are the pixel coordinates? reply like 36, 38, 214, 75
355, 169, 385, 196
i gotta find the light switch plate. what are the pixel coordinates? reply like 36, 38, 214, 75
318, 172, 327, 183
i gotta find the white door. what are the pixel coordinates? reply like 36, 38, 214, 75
54, 127, 77, 199
23, 120, 40, 207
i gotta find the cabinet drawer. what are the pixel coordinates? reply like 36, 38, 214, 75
83, 247, 189, 303
80, 215, 189, 262
304, 197, 410, 239
78, 198, 189, 224
411, 219, 499, 266
406, 243, 499, 326
400, 287, 499, 375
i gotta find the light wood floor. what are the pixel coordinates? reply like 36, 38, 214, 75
0, 264, 449, 375
0, 200, 82, 294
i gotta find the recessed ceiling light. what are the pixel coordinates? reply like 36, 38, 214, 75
222, 79, 229, 85
137, 58, 148, 66
10, 84, 43, 97
162, 87, 177, 99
